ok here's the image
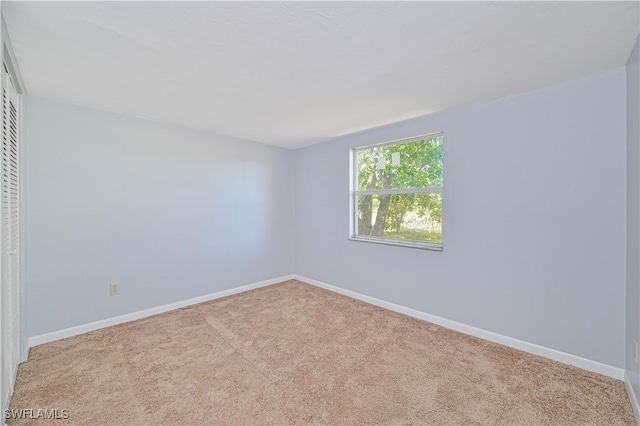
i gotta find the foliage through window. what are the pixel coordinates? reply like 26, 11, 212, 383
351, 133, 443, 250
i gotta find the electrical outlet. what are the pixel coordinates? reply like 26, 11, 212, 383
110, 283, 120, 296
634, 341, 638, 364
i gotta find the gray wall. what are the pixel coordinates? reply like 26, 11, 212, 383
24, 65, 630, 370
626, 34, 640, 401
294, 68, 627, 368
24, 96, 295, 336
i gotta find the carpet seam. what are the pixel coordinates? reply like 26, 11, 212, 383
188, 306, 301, 425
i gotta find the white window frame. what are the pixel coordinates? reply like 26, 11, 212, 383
349, 131, 443, 251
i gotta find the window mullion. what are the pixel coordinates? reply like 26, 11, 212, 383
354, 187, 442, 196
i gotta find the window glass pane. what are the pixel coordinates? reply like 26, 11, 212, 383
356, 135, 443, 191
356, 193, 442, 243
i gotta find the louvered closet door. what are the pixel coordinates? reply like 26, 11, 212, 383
1, 63, 20, 409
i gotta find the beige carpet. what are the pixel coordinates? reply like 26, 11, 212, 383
8, 279, 635, 425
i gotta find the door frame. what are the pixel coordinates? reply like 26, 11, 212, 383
0, 13, 27, 417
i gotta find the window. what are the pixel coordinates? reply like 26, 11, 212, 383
350, 132, 443, 250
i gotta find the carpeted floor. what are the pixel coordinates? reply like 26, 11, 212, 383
8, 279, 635, 425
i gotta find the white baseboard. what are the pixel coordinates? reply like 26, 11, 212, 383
625, 373, 640, 425
293, 274, 625, 381
27, 272, 625, 382
28, 275, 295, 349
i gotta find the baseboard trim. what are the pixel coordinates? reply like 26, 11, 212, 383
27, 272, 625, 382
28, 275, 295, 348
293, 274, 625, 381
625, 372, 640, 425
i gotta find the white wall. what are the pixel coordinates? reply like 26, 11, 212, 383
626, 34, 640, 403
24, 96, 295, 336
294, 68, 627, 368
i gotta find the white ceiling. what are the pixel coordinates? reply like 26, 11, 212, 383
3, 2, 639, 148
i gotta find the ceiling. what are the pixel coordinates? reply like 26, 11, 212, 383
3, 2, 639, 149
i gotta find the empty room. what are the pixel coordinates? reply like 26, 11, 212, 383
0, 1, 639, 424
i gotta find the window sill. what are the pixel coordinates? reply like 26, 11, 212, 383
348, 235, 443, 251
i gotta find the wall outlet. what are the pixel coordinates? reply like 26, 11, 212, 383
110, 283, 120, 296
634, 341, 638, 364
